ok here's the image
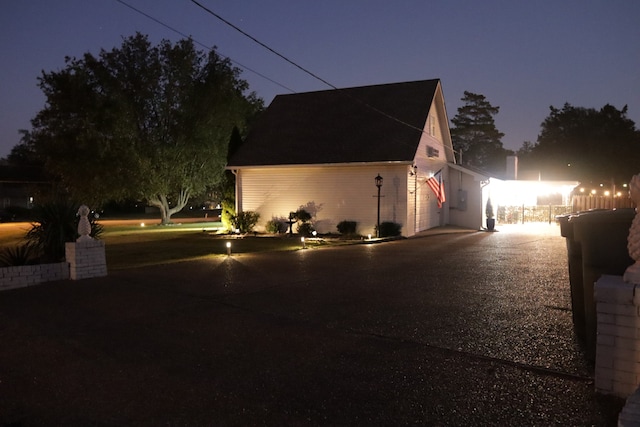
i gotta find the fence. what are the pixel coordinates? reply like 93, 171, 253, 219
573, 195, 635, 212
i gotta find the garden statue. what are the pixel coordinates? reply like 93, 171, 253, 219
77, 205, 93, 242
624, 174, 640, 284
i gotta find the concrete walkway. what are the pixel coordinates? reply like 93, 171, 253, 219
0, 224, 625, 425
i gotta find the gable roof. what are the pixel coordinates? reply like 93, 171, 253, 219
228, 79, 442, 167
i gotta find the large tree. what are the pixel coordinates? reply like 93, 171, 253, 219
450, 91, 508, 174
30, 33, 262, 223
524, 103, 640, 184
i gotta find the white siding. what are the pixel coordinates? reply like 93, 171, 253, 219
237, 164, 410, 236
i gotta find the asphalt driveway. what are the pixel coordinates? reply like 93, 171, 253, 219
0, 224, 625, 425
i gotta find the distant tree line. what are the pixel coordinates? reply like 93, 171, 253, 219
449, 92, 640, 186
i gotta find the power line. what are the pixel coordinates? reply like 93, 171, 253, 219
190, 0, 338, 91
189, 0, 458, 158
114, 0, 295, 94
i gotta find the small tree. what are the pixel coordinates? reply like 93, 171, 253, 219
293, 209, 314, 236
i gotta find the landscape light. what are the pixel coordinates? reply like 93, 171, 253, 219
226, 241, 231, 255
301, 236, 306, 249
368, 234, 372, 240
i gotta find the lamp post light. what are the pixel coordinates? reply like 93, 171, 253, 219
375, 174, 383, 237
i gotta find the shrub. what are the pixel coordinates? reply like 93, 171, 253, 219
230, 211, 260, 233
266, 217, 288, 234
0, 244, 38, 267
297, 222, 315, 237
337, 220, 357, 235
376, 221, 402, 237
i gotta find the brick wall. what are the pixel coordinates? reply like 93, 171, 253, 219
0, 262, 69, 291
595, 274, 640, 397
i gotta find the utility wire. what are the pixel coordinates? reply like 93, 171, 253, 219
114, 0, 295, 94
189, 0, 458, 158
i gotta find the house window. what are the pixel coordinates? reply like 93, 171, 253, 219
427, 146, 439, 158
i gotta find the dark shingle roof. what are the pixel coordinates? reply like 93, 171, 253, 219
228, 79, 440, 167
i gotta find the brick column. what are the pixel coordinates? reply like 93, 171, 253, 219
65, 239, 107, 280
594, 274, 640, 397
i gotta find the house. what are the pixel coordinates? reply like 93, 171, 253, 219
226, 79, 487, 236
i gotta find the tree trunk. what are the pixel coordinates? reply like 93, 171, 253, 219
148, 189, 191, 225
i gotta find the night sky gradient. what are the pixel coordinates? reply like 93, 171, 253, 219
1, 0, 638, 158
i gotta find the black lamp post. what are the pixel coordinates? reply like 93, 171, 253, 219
375, 174, 383, 237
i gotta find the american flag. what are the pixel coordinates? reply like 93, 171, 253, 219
427, 169, 446, 208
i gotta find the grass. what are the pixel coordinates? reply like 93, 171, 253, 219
1, 219, 358, 270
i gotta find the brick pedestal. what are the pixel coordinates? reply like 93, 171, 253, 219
65, 239, 107, 280
595, 275, 640, 397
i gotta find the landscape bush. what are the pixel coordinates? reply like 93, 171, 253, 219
266, 217, 288, 234
230, 211, 260, 233
297, 222, 315, 237
376, 221, 402, 237
0, 244, 38, 267
336, 220, 357, 235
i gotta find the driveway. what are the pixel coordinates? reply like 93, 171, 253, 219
0, 224, 624, 425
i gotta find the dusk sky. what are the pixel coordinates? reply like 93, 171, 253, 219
1, 0, 639, 159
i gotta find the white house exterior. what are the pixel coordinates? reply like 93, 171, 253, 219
227, 79, 484, 236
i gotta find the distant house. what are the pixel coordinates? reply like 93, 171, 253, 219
227, 79, 487, 236
0, 165, 47, 214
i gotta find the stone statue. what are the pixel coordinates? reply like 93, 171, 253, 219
77, 205, 93, 242
624, 174, 640, 284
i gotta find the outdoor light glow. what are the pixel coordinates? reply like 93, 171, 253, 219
140, 222, 145, 227
312, 230, 317, 237
301, 236, 306, 249
579, 188, 585, 193
226, 241, 231, 255
591, 189, 597, 195
368, 234, 372, 240
617, 192, 623, 197
604, 190, 610, 196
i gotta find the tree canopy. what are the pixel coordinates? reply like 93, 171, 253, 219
29, 33, 263, 223
450, 91, 509, 174
520, 103, 640, 184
